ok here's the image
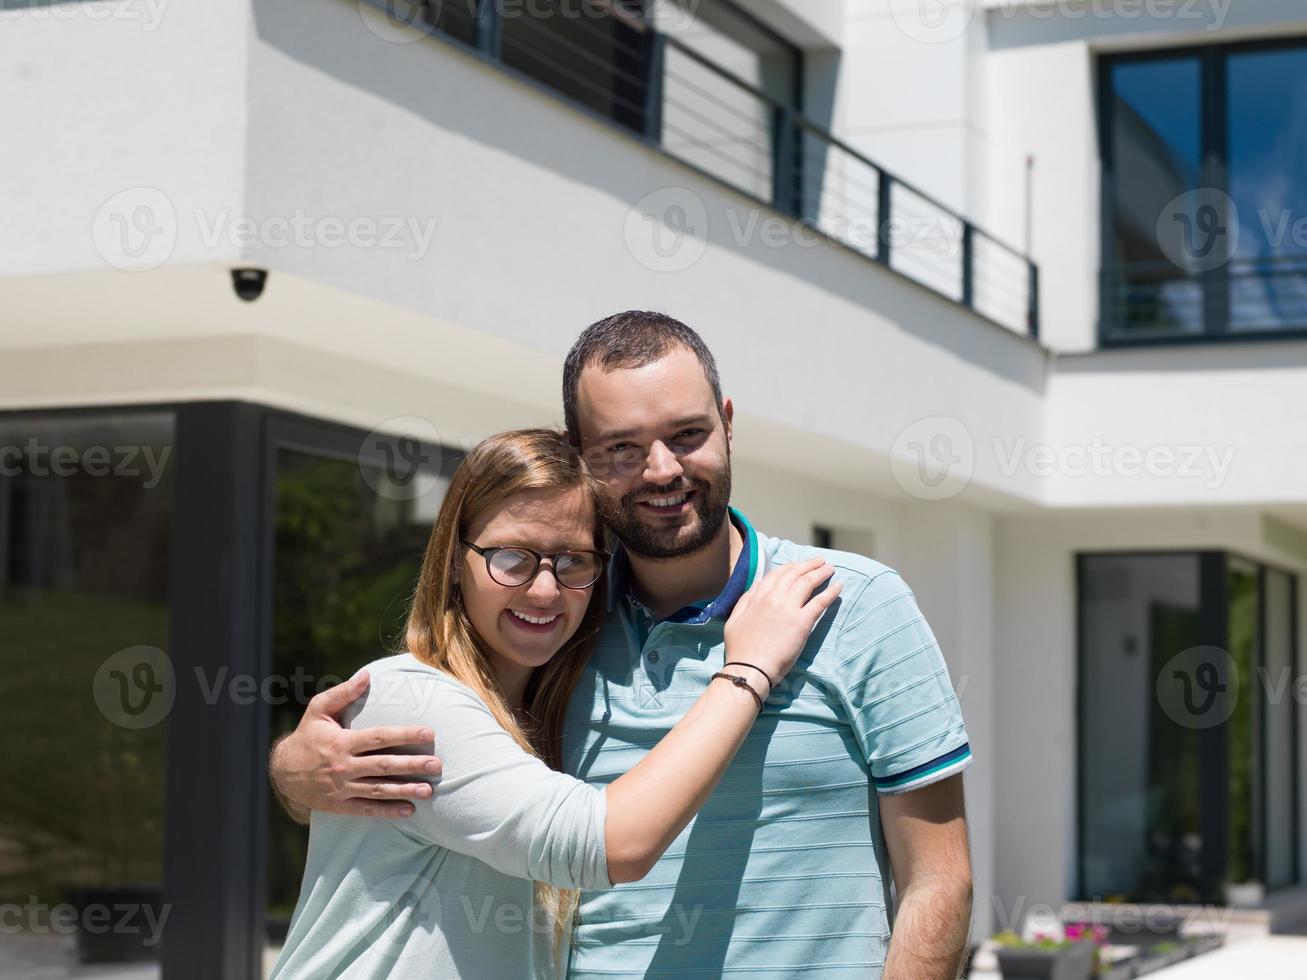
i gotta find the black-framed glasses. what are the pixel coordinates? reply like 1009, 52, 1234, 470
461, 539, 608, 590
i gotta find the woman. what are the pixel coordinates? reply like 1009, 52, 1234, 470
270, 427, 839, 979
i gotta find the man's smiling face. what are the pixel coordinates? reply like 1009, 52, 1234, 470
575, 345, 734, 560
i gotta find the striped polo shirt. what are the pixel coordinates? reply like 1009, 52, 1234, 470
559, 507, 972, 978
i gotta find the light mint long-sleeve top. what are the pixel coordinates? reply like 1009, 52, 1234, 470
270, 654, 612, 979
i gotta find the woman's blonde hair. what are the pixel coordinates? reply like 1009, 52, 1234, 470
403, 427, 606, 960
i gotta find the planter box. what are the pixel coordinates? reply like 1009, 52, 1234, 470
1130, 953, 1173, 977
996, 940, 1095, 980
1223, 882, 1265, 908
1096, 962, 1136, 980
1063, 910, 1183, 948
1187, 934, 1224, 956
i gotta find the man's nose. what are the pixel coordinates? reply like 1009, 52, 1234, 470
643, 440, 683, 485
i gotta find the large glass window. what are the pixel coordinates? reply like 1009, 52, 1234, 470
0, 412, 174, 975
263, 438, 449, 968
1227, 47, 1307, 334
1078, 552, 1301, 903
1105, 56, 1204, 337
1101, 39, 1307, 342
1079, 554, 1207, 902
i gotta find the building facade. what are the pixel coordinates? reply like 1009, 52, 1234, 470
1, 0, 1304, 976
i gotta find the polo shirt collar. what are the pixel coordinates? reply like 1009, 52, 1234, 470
606, 506, 763, 624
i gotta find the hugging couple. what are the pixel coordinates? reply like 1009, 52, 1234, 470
268, 311, 975, 979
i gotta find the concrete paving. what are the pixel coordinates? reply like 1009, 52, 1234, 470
1147, 937, 1307, 978
969, 935, 1307, 980
0, 937, 282, 979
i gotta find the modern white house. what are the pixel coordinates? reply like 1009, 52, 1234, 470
1, 0, 1304, 976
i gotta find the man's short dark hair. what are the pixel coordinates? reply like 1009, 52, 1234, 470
562, 311, 724, 445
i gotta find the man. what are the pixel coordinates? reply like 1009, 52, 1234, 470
271, 311, 974, 978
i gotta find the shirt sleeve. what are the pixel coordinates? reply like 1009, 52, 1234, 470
344, 662, 613, 890
831, 570, 973, 795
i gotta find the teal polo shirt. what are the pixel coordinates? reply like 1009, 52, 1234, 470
560, 508, 973, 978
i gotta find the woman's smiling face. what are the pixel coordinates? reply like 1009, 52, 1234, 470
457, 485, 599, 687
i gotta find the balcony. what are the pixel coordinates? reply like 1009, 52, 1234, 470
363, 0, 1041, 340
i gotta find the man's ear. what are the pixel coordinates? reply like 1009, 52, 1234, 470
721, 397, 734, 448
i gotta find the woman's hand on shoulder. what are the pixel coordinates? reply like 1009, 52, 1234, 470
723, 558, 841, 688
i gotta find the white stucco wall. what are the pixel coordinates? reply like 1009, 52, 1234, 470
0, 1, 250, 276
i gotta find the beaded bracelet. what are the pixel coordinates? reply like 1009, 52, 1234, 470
711, 671, 765, 712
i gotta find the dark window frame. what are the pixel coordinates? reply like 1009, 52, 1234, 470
1098, 35, 1307, 347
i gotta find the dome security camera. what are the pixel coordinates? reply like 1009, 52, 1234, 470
231, 268, 268, 302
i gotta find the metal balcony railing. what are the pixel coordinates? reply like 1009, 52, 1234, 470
368, 0, 1041, 339
1104, 255, 1307, 342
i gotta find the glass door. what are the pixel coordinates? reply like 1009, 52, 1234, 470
260, 416, 456, 974
1078, 551, 1302, 903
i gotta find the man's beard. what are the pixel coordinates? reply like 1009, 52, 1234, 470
603, 464, 732, 560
